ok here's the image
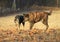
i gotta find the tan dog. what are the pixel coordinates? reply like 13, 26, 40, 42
23, 10, 52, 31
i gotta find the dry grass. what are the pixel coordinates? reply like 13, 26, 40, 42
0, 10, 60, 30
0, 10, 60, 42
0, 28, 60, 42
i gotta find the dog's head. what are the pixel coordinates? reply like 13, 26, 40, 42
23, 13, 29, 21
14, 15, 20, 26
14, 15, 20, 23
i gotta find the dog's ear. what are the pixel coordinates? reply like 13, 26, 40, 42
23, 14, 26, 16
23, 13, 29, 17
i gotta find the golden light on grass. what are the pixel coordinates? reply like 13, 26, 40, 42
0, 10, 60, 42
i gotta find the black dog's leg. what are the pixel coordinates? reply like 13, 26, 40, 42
22, 22, 25, 26
19, 23, 20, 28
19, 21, 21, 29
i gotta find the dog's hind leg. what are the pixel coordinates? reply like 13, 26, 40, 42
45, 23, 49, 31
42, 19, 49, 31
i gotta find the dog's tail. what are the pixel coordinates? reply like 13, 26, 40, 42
44, 9, 52, 15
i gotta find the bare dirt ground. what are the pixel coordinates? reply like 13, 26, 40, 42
0, 10, 60, 42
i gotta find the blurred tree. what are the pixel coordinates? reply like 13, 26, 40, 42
12, 0, 16, 10
6, 0, 13, 8
0, 0, 60, 10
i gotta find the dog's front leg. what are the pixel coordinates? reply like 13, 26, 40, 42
30, 22, 34, 29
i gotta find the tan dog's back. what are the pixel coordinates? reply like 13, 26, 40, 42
29, 11, 45, 22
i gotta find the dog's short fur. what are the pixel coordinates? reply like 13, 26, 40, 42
23, 10, 52, 31
14, 15, 25, 28
14, 10, 52, 31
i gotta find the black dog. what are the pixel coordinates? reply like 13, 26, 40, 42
14, 15, 25, 28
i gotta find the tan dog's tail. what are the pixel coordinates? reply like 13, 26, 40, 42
44, 9, 52, 15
